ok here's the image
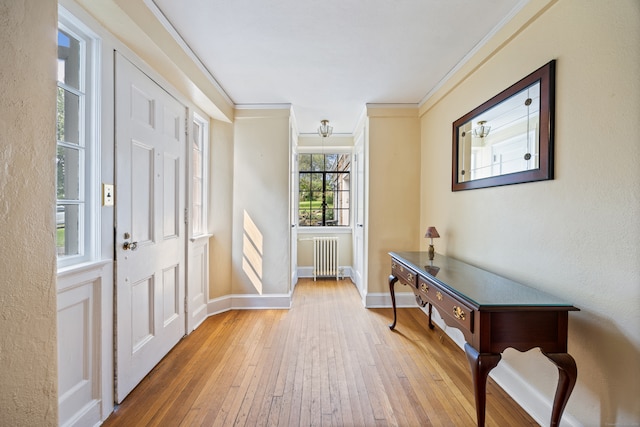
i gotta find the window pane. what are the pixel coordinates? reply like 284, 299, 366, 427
57, 29, 81, 89
333, 209, 350, 226
337, 154, 351, 171
57, 87, 80, 144
326, 173, 338, 191
57, 146, 81, 200
192, 122, 201, 150
311, 154, 324, 171
325, 153, 337, 171
192, 149, 202, 179
310, 173, 323, 193
192, 178, 202, 205
299, 154, 311, 171
299, 173, 310, 194
310, 208, 322, 226
298, 209, 311, 226
298, 190, 310, 207
56, 204, 81, 256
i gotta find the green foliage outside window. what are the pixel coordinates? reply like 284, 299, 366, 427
298, 153, 350, 226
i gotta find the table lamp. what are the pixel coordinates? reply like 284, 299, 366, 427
424, 226, 440, 260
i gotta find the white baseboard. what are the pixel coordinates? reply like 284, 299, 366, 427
365, 292, 582, 427
364, 290, 417, 308
297, 266, 353, 281
207, 293, 291, 316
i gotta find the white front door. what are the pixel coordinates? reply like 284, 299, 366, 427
114, 53, 186, 402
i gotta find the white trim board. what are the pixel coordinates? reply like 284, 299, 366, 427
296, 266, 354, 281
207, 293, 292, 316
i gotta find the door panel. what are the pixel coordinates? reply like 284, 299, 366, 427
131, 141, 153, 243
131, 277, 153, 353
163, 155, 179, 237
115, 53, 186, 403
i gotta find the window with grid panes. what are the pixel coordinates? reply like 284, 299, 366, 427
191, 113, 209, 237
56, 11, 98, 266
298, 153, 351, 227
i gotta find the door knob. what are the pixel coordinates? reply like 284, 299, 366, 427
123, 241, 138, 251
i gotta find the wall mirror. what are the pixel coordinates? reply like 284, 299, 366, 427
452, 60, 555, 191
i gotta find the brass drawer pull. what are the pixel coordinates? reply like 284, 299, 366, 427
436, 291, 443, 301
420, 283, 429, 293
453, 306, 465, 321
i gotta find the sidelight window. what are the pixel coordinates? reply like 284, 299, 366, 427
190, 112, 209, 237
56, 9, 99, 267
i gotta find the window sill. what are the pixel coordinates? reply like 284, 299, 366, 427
190, 233, 213, 243
57, 259, 112, 278
297, 226, 352, 235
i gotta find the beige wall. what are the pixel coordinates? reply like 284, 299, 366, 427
0, 0, 59, 425
297, 135, 354, 148
367, 108, 421, 294
297, 234, 353, 269
231, 109, 291, 295
209, 119, 234, 299
419, 0, 640, 424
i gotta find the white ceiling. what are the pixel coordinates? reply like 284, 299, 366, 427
152, 0, 525, 134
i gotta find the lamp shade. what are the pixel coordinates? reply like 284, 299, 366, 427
424, 227, 440, 239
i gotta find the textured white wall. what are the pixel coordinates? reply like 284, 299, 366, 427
420, 0, 640, 424
0, 0, 59, 424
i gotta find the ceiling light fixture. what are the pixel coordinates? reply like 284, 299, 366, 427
318, 119, 333, 138
472, 120, 491, 138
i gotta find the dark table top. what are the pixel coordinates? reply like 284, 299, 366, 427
390, 251, 578, 311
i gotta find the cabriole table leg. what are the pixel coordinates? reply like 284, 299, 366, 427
465, 343, 501, 427
388, 275, 399, 330
543, 352, 577, 427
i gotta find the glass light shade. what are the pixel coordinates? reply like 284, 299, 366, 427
318, 119, 333, 138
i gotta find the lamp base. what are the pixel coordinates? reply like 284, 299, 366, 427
428, 244, 435, 260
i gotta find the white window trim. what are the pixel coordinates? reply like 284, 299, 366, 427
57, 6, 101, 269
190, 110, 209, 239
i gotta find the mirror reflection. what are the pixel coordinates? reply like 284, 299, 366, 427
457, 81, 540, 182
452, 60, 555, 191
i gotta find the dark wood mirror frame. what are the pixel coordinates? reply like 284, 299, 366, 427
452, 60, 556, 191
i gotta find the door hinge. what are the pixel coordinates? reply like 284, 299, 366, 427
184, 208, 189, 225
184, 298, 188, 313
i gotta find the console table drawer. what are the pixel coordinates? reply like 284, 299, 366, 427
426, 279, 474, 334
391, 260, 417, 287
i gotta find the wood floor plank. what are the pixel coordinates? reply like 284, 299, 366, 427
102, 278, 538, 427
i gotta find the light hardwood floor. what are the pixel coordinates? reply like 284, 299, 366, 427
103, 278, 537, 426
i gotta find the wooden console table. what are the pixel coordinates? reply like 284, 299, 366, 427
388, 251, 578, 427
